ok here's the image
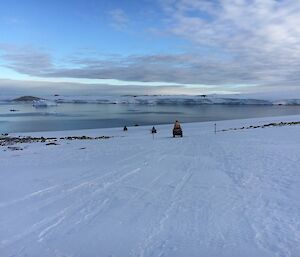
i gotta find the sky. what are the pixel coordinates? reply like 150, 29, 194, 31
1, 0, 300, 97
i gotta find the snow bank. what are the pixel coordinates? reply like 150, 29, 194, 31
0, 116, 300, 257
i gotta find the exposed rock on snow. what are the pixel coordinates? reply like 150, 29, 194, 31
0, 135, 111, 146
220, 121, 300, 132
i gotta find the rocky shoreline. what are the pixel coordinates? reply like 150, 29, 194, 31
0, 135, 111, 147
220, 121, 300, 132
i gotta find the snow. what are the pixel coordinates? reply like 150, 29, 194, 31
32, 99, 58, 108
49, 95, 300, 105
2, 94, 300, 105
0, 116, 300, 257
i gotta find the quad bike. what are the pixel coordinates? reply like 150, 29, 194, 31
173, 128, 183, 137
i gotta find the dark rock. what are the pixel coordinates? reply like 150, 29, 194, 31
13, 96, 42, 102
46, 142, 59, 146
7, 146, 23, 151
0, 135, 112, 146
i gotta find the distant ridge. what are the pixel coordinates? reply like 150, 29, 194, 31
9, 95, 300, 105
13, 96, 42, 102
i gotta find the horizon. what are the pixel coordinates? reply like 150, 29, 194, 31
1, 0, 300, 97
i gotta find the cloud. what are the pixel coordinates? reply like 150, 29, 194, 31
159, 0, 300, 84
0, 44, 266, 85
0, 78, 237, 97
0, 44, 53, 75
109, 8, 129, 30
1, 0, 300, 92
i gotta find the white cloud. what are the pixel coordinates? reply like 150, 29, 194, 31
1, 1, 300, 94
160, 0, 300, 84
109, 8, 129, 30
0, 44, 53, 75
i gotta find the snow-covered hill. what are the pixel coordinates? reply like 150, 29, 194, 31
0, 116, 300, 257
51, 95, 300, 105
3, 94, 300, 105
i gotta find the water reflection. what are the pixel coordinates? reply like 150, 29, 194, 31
1, 102, 300, 133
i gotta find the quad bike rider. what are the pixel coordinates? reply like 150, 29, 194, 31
173, 120, 183, 137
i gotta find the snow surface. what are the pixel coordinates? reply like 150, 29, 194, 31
48, 95, 300, 105
2, 94, 300, 105
1, 116, 300, 257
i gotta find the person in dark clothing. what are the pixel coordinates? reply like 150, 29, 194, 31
151, 126, 157, 133
123, 126, 128, 131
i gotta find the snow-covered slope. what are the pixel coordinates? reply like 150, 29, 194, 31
0, 116, 300, 257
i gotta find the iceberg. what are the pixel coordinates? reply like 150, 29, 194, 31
32, 99, 58, 108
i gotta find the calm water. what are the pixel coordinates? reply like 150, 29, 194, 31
1, 102, 300, 133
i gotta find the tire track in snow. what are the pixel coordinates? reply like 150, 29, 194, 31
0, 147, 154, 249
215, 137, 300, 256
0, 166, 143, 249
135, 169, 194, 257
208, 141, 257, 249
34, 147, 157, 241
0, 148, 153, 210
0, 169, 100, 210
0, 148, 153, 228
143, 136, 244, 254
120, 139, 180, 205
1, 137, 191, 254
0, 207, 70, 248
132, 139, 195, 257
0, 185, 59, 208
0, 169, 117, 227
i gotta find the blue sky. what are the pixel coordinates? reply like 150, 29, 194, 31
1, 1, 179, 55
1, 0, 300, 96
